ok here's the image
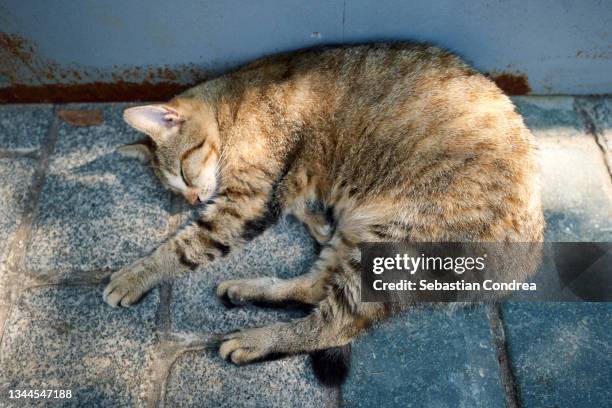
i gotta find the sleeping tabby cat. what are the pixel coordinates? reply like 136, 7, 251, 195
103, 43, 544, 367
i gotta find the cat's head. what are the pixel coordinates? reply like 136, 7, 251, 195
118, 99, 220, 205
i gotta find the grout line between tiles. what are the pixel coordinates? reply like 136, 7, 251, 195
486, 304, 521, 408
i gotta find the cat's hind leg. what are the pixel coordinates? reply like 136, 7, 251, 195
216, 247, 337, 306
218, 283, 387, 365
218, 232, 390, 364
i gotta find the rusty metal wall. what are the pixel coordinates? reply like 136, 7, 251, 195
1, 0, 611, 102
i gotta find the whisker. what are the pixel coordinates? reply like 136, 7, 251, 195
216, 148, 229, 175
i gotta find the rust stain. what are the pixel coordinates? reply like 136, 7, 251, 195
0, 32, 64, 84
1, 31, 534, 102
58, 109, 103, 126
0, 81, 197, 103
489, 71, 531, 96
0, 33, 34, 65
0, 32, 207, 103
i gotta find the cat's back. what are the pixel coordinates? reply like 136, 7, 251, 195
234, 42, 479, 101
217, 43, 543, 242
234, 43, 523, 146
292, 44, 542, 243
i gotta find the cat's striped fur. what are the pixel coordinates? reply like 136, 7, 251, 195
103, 43, 544, 366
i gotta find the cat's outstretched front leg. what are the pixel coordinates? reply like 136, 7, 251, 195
103, 189, 268, 307
103, 242, 181, 307
103, 223, 229, 307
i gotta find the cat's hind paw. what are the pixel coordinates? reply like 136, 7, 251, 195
219, 327, 275, 365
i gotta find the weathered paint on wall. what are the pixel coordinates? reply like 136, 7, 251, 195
0, 0, 610, 102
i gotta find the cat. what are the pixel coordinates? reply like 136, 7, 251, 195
103, 43, 544, 368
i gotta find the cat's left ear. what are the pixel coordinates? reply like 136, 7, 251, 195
123, 105, 183, 142
117, 139, 154, 163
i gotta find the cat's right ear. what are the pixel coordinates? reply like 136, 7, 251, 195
116, 139, 154, 163
123, 105, 183, 142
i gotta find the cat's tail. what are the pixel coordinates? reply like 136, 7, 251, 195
310, 344, 352, 386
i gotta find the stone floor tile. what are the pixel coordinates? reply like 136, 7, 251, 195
342, 306, 505, 408
0, 105, 53, 152
512, 96, 612, 241
0, 285, 159, 407
25, 104, 172, 277
502, 302, 612, 408
165, 351, 337, 408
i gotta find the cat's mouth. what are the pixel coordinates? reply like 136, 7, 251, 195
187, 195, 203, 205
184, 191, 210, 205
185, 184, 219, 206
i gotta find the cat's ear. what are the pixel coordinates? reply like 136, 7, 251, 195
123, 105, 183, 142
116, 139, 154, 163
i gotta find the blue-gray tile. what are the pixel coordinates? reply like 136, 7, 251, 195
0, 285, 159, 407
512, 97, 612, 241
342, 306, 505, 408
166, 217, 337, 407
0, 104, 53, 151
502, 302, 612, 408
25, 104, 172, 276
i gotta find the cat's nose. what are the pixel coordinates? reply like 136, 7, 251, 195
185, 191, 199, 205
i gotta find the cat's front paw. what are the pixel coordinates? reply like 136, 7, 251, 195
219, 326, 276, 365
103, 262, 152, 308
